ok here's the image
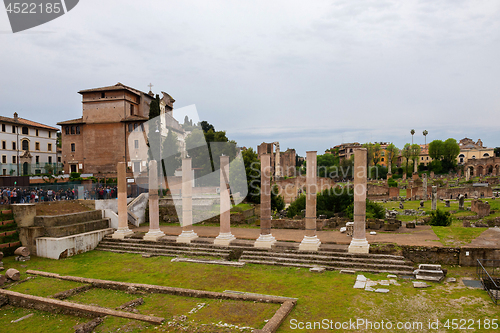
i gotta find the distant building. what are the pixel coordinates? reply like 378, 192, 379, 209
418, 144, 432, 166
0, 113, 59, 176
325, 142, 362, 161
257, 142, 296, 178
457, 138, 494, 165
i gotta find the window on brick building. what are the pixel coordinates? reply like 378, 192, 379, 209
48, 143, 52, 151
12, 142, 15, 150
71, 143, 75, 152
76, 126, 80, 134
71, 126, 75, 135
35, 142, 40, 151
22, 127, 28, 135
65, 126, 69, 135
22, 140, 29, 151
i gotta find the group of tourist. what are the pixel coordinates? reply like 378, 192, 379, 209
0, 185, 118, 204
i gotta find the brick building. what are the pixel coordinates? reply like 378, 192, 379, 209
58, 83, 175, 178
257, 142, 296, 178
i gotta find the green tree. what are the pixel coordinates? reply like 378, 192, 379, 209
161, 130, 181, 177
362, 143, 375, 167
148, 94, 161, 119
428, 139, 460, 173
410, 129, 415, 144
242, 148, 260, 203
423, 130, 428, 146
410, 144, 421, 173
385, 143, 399, 175
401, 143, 412, 175
200, 121, 215, 133
372, 143, 382, 166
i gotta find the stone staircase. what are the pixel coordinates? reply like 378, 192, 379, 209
95, 237, 415, 275
238, 248, 415, 275
96, 237, 233, 259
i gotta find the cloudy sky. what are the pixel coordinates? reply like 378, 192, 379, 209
1, 0, 500, 156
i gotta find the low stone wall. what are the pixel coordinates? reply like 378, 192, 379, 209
271, 218, 349, 230
371, 243, 500, 267
36, 228, 113, 259
35, 210, 103, 227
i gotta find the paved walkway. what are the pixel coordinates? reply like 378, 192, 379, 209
133, 224, 444, 247
465, 227, 500, 248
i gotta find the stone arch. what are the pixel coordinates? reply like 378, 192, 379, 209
494, 165, 500, 176
487, 165, 494, 175
476, 165, 484, 177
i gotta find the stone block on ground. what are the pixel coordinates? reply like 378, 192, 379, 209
309, 267, 325, 273
413, 281, 430, 288
379, 280, 390, 286
353, 281, 366, 289
365, 286, 375, 292
446, 277, 457, 283
387, 274, 397, 279
356, 275, 367, 282
5, 268, 20, 281
340, 269, 355, 274
14, 247, 30, 257
375, 288, 390, 293
366, 281, 378, 288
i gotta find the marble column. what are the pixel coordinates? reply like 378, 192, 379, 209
422, 173, 428, 200
299, 151, 321, 251
254, 154, 276, 248
431, 186, 437, 211
112, 162, 133, 239
144, 160, 165, 241
176, 158, 198, 243
214, 155, 236, 246
348, 148, 369, 254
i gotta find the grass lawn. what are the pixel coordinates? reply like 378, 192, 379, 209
379, 199, 490, 247
1, 251, 498, 332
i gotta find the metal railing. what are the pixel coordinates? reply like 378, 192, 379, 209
476, 259, 500, 305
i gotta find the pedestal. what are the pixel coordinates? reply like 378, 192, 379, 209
176, 230, 198, 243
254, 233, 276, 249
348, 238, 370, 253
112, 229, 134, 239
143, 229, 165, 241
299, 235, 321, 251
214, 232, 236, 246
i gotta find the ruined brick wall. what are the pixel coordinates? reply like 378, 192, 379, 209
471, 199, 490, 218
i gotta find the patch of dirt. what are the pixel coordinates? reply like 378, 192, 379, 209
36, 201, 92, 216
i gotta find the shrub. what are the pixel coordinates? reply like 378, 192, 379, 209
428, 209, 452, 226
387, 177, 398, 188
344, 200, 385, 220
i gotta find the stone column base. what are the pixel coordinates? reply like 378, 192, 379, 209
299, 236, 321, 252
348, 238, 370, 254
214, 232, 236, 246
254, 233, 276, 249
112, 229, 134, 239
143, 229, 166, 242
176, 230, 198, 243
